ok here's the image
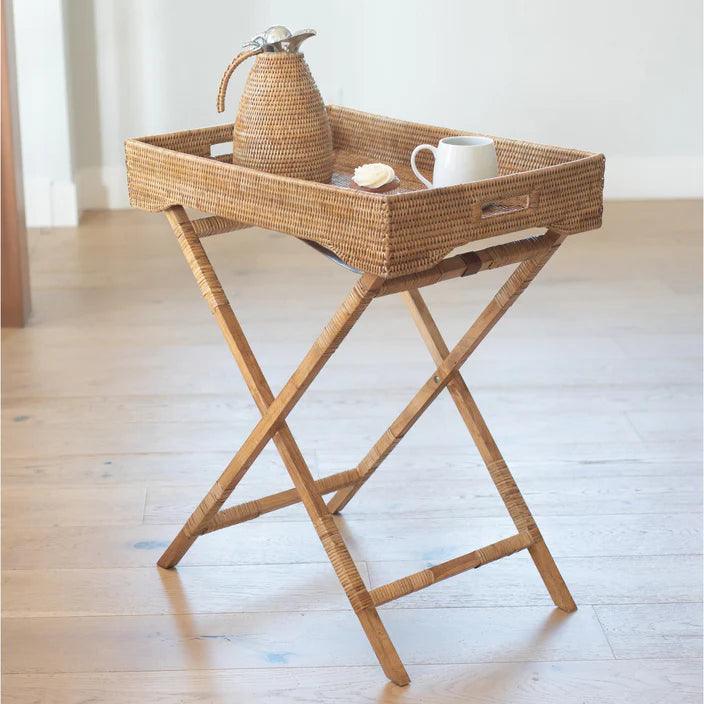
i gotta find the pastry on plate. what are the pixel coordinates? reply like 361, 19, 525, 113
351, 163, 399, 192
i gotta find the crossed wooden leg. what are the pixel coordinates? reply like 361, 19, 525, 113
328, 232, 565, 511
327, 232, 576, 612
158, 210, 575, 685
158, 206, 409, 685
402, 288, 575, 611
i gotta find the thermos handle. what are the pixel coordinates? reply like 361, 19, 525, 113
217, 48, 263, 113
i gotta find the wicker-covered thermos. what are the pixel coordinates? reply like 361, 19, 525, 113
217, 27, 333, 183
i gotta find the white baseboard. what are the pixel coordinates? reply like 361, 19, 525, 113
604, 156, 702, 199
23, 177, 79, 227
76, 166, 130, 212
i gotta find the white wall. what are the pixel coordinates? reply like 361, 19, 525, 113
13, 0, 78, 226
14, 0, 703, 224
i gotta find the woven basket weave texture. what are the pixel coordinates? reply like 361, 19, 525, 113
232, 53, 333, 182
125, 107, 604, 277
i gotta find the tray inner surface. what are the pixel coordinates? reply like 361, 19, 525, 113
212, 149, 529, 217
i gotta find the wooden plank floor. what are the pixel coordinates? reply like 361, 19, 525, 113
2, 200, 702, 703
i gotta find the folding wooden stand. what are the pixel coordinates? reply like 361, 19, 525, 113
158, 205, 576, 686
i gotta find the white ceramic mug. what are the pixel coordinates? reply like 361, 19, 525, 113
411, 136, 498, 188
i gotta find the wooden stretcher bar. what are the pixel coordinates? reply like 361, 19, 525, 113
201, 468, 360, 533
369, 532, 534, 607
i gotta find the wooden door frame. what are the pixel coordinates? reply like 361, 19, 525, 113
1, 0, 31, 328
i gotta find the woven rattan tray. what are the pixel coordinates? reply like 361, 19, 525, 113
125, 106, 604, 277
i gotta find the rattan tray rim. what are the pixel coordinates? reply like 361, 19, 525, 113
125, 105, 604, 278
125, 108, 604, 203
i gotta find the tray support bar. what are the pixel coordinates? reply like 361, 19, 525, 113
190, 215, 249, 238
376, 232, 557, 297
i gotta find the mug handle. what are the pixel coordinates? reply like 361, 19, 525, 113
411, 144, 436, 189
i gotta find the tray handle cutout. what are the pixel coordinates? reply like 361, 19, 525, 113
210, 141, 234, 162
472, 189, 540, 223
